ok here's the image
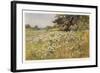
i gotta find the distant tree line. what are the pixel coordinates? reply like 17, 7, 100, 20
25, 24, 31, 28
25, 24, 40, 30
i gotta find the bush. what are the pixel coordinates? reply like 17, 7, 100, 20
25, 24, 31, 28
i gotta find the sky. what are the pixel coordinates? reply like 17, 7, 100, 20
25, 13, 56, 28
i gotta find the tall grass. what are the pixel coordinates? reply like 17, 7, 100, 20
25, 28, 89, 60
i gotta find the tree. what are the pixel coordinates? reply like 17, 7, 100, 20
33, 25, 40, 30
53, 15, 80, 31
25, 24, 31, 28
77, 16, 89, 30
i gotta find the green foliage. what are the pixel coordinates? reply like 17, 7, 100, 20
26, 24, 41, 30
53, 15, 89, 31
25, 24, 31, 28
77, 16, 89, 30
32, 25, 40, 30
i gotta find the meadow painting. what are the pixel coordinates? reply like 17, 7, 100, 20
25, 12, 89, 60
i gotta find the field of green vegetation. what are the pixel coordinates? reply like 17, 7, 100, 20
25, 28, 89, 60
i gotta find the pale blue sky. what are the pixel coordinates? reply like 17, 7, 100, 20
25, 13, 56, 28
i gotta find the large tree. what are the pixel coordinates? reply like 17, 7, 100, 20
53, 15, 89, 31
53, 15, 80, 31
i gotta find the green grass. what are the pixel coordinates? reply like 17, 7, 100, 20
25, 28, 89, 60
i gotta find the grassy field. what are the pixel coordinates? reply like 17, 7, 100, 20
25, 28, 89, 60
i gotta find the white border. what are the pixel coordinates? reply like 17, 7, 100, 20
22, 10, 91, 64
16, 3, 96, 70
